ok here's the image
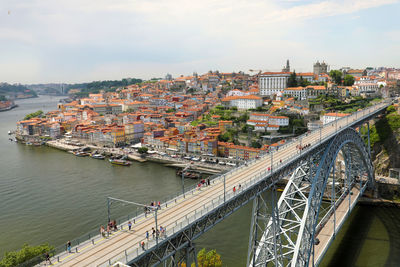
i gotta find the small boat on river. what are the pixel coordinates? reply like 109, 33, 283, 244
91, 154, 105, 160
176, 170, 201, 179
109, 159, 131, 166
74, 151, 89, 157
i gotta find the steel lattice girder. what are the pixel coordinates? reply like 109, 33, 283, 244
129, 127, 373, 267
249, 128, 373, 267
129, 144, 331, 266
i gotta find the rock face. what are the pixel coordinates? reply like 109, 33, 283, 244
371, 115, 400, 176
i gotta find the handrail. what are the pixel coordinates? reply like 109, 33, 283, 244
32, 100, 390, 266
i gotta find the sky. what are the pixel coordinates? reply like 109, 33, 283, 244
0, 0, 399, 84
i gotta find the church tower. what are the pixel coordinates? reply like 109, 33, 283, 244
282, 59, 290, 72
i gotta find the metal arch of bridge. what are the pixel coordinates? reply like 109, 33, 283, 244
128, 129, 343, 266
248, 127, 374, 267
126, 102, 389, 267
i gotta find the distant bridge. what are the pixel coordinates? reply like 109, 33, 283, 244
27, 100, 390, 267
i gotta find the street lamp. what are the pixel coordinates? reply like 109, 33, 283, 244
182, 163, 191, 196
107, 197, 160, 245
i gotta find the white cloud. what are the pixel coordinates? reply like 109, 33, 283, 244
0, 0, 398, 83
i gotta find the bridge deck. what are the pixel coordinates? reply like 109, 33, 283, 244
40, 102, 388, 266
313, 185, 361, 266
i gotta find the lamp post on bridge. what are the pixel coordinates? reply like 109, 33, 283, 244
107, 197, 160, 245
182, 163, 191, 196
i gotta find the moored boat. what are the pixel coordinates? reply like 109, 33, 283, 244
109, 158, 131, 166
74, 151, 89, 157
91, 154, 105, 160
176, 170, 201, 179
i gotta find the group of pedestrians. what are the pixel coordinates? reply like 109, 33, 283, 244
233, 184, 242, 193
99, 220, 118, 238
141, 225, 167, 251
297, 143, 311, 151
144, 201, 162, 213
197, 178, 211, 190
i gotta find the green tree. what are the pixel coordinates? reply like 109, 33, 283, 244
299, 76, 310, 87
237, 112, 249, 123
138, 147, 148, 154
251, 140, 262, 148
0, 243, 54, 267
24, 110, 43, 120
187, 88, 195, 94
386, 105, 396, 114
329, 70, 343, 85
287, 71, 297, 87
343, 74, 355, 86
218, 132, 230, 142
191, 248, 222, 267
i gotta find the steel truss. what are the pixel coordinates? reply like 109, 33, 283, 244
248, 127, 374, 267
129, 140, 331, 266
129, 126, 375, 267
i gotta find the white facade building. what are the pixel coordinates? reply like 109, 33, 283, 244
269, 116, 289, 126
322, 113, 349, 125
249, 113, 270, 122
222, 95, 263, 110
356, 83, 379, 93
284, 87, 307, 100
259, 72, 291, 96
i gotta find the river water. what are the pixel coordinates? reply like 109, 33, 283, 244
0, 96, 399, 266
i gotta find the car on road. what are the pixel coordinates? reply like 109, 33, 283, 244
191, 157, 200, 161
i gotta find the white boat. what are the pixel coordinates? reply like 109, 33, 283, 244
91, 154, 105, 160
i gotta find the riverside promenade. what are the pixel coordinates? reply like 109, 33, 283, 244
46, 140, 231, 173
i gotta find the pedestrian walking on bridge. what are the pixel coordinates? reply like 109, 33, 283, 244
66, 241, 71, 253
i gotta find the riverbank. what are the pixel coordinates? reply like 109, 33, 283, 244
0, 102, 18, 112
46, 140, 230, 174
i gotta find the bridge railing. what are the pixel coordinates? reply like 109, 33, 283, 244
35, 101, 389, 266
97, 100, 390, 266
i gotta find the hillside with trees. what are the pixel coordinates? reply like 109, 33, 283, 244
66, 78, 143, 97
0, 83, 37, 99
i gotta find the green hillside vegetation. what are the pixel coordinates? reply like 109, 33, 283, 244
0, 83, 37, 98
309, 96, 382, 113
0, 243, 54, 267
365, 105, 400, 148
66, 78, 143, 97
